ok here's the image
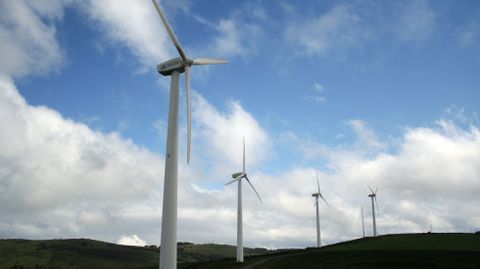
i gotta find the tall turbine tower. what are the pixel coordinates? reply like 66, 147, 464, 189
361, 206, 365, 238
368, 186, 380, 237
312, 171, 329, 248
151, 1, 227, 268
225, 137, 263, 262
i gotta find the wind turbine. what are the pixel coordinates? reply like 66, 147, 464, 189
225, 137, 263, 262
312, 171, 329, 248
367, 185, 380, 237
361, 206, 365, 237
151, 1, 227, 268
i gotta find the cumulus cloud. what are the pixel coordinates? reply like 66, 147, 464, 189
0, 0, 66, 78
346, 119, 385, 151
0, 76, 164, 240
191, 93, 271, 176
206, 18, 260, 59
1, 74, 479, 247
184, 116, 480, 248
79, 0, 175, 69
189, 2, 264, 60
1, 0, 479, 250
117, 234, 147, 246
80, 0, 260, 68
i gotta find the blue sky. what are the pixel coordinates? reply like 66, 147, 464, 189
1, 0, 480, 248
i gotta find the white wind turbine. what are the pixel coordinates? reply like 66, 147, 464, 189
312, 171, 329, 248
368, 185, 380, 237
151, 1, 227, 268
361, 206, 365, 238
225, 137, 263, 262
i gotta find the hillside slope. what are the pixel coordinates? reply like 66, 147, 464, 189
0, 239, 269, 269
184, 233, 480, 269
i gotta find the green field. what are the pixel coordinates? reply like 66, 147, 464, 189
1, 233, 480, 269
184, 233, 480, 269
0, 239, 270, 269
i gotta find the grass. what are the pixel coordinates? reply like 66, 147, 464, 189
0, 239, 270, 269
0, 239, 158, 269
321, 233, 480, 252
2, 233, 479, 269
180, 233, 480, 269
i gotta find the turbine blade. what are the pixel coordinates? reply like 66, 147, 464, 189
243, 136, 246, 173
367, 185, 375, 194
151, 0, 187, 61
375, 186, 379, 195
185, 65, 191, 164
225, 175, 243, 186
245, 175, 263, 203
316, 171, 320, 194
320, 194, 329, 207
375, 196, 380, 214
192, 58, 228, 65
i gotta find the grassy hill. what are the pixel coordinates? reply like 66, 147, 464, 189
2, 233, 479, 269
0, 239, 270, 269
184, 233, 480, 269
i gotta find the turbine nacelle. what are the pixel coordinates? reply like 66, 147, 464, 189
157, 57, 192, 76
312, 193, 320, 197
232, 172, 245, 179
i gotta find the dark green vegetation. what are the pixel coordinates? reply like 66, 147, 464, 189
184, 233, 480, 269
0, 239, 270, 269
2, 233, 479, 269
256, 233, 480, 269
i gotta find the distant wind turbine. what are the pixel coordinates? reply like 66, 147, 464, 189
361, 206, 365, 238
368, 185, 380, 237
312, 171, 329, 248
225, 137, 263, 262
151, 1, 227, 268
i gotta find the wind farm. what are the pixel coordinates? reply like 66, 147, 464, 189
1, 0, 480, 269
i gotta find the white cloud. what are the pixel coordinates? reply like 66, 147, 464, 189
284, 1, 437, 59
393, 0, 436, 43
0, 76, 164, 241
284, 4, 370, 57
0, 1, 66, 78
1, 0, 479, 249
81, 0, 260, 68
303, 83, 326, 103
192, 93, 271, 175
210, 19, 253, 58
281, 119, 480, 241
347, 119, 385, 151
193, 12, 262, 59
79, 0, 175, 69
1, 75, 479, 247
117, 234, 147, 246
313, 83, 324, 93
